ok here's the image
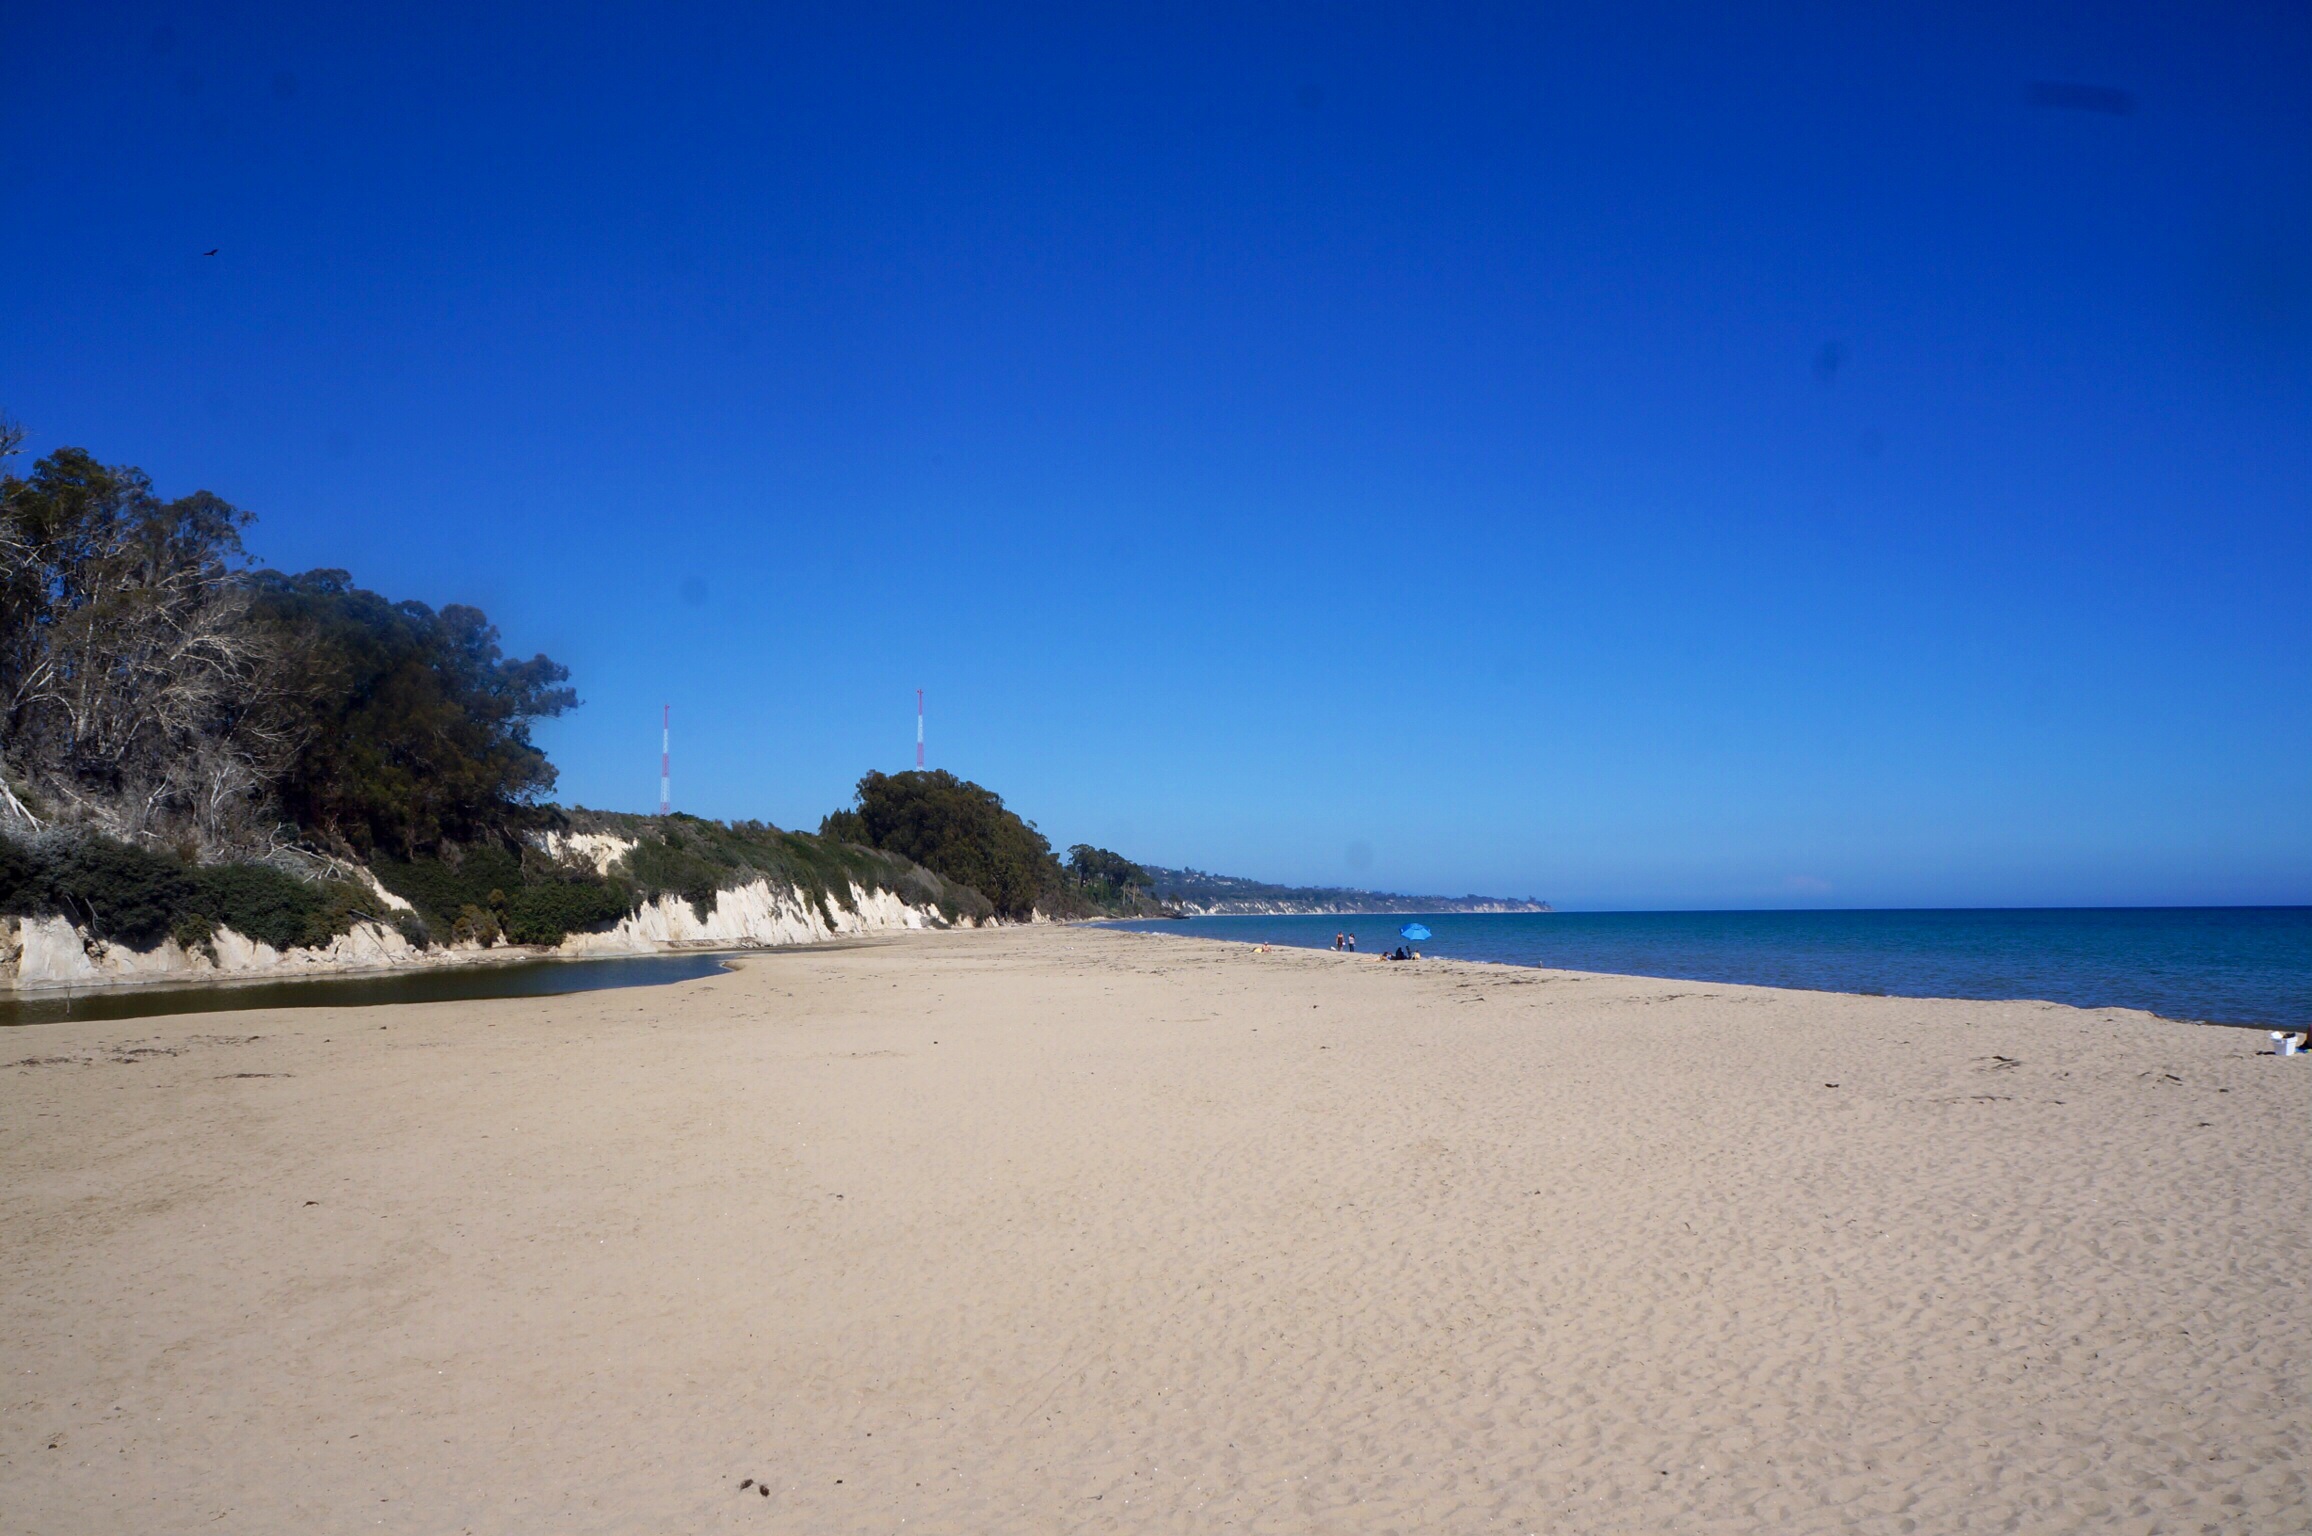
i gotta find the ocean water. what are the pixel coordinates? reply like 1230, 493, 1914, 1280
0, 951, 733, 1029
1108, 908, 2312, 1029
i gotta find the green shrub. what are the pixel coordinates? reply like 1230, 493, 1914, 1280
0, 836, 37, 914
171, 911, 219, 958
450, 904, 501, 946
564, 808, 994, 929
0, 808, 999, 959
503, 878, 630, 945
28, 836, 198, 949
0, 832, 395, 953
621, 833, 727, 922
373, 845, 526, 927
189, 863, 331, 952
374, 843, 632, 947
819, 770, 1062, 920
244, 568, 576, 859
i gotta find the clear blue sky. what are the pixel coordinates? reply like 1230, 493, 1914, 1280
4, 3, 2305, 908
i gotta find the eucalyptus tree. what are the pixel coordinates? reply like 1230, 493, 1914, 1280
0, 442, 291, 852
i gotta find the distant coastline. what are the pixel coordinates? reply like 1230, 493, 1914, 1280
1138, 866, 1550, 918
1158, 899, 1553, 917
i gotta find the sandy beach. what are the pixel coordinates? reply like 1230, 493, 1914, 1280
2, 925, 2302, 1534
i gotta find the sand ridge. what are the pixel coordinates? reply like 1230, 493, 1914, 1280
2, 926, 2302, 1533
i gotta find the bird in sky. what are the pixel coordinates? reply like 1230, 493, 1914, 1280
202, 248, 218, 256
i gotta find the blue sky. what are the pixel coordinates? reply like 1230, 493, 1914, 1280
4, 3, 2306, 908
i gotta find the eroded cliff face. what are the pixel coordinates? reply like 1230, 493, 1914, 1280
2, 875, 965, 993
2, 912, 429, 990
558, 879, 956, 954
536, 830, 637, 877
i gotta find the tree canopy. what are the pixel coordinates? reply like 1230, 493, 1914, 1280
821, 769, 1061, 920
1066, 844, 1147, 891
0, 434, 576, 859
0, 426, 1043, 957
0, 440, 280, 849
246, 569, 576, 857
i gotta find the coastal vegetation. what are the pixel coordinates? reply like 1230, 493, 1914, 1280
553, 810, 994, 930
370, 841, 626, 948
0, 430, 572, 861
2, 426, 1331, 960
4, 414, 1535, 953
0, 429, 997, 956
360, 812, 993, 946
0, 421, 1534, 960
820, 770, 1064, 920
246, 569, 577, 859
1065, 843, 1156, 910
0, 829, 410, 954
819, 772, 1169, 919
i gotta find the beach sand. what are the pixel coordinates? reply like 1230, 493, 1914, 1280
3, 926, 2302, 1533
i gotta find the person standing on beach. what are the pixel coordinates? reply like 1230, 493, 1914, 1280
1333, 931, 1346, 951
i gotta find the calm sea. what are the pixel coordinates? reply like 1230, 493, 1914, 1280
1107, 908, 2312, 1029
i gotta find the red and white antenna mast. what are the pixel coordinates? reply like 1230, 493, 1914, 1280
915, 689, 925, 769
659, 705, 671, 815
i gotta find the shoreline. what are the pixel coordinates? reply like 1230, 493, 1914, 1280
1148, 933, 2288, 1033
5, 923, 2299, 1531
4, 912, 2289, 1034
13, 916, 2293, 1526
1109, 908, 2311, 1032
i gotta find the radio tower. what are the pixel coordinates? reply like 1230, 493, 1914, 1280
659, 705, 671, 816
915, 689, 925, 769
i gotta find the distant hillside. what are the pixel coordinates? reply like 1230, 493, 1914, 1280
1140, 867, 1550, 917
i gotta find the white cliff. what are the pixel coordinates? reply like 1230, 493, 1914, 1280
559, 879, 953, 954
3, 912, 432, 991
3, 872, 963, 994
536, 830, 639, 878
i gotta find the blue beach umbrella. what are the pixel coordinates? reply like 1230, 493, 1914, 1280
1399, 922, 1432, 943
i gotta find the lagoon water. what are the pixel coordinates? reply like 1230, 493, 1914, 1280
0, 951, 732, 1030
1111, 907, 2312, 1029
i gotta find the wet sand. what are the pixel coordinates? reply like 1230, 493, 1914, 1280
3, 925, 2302, 1533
